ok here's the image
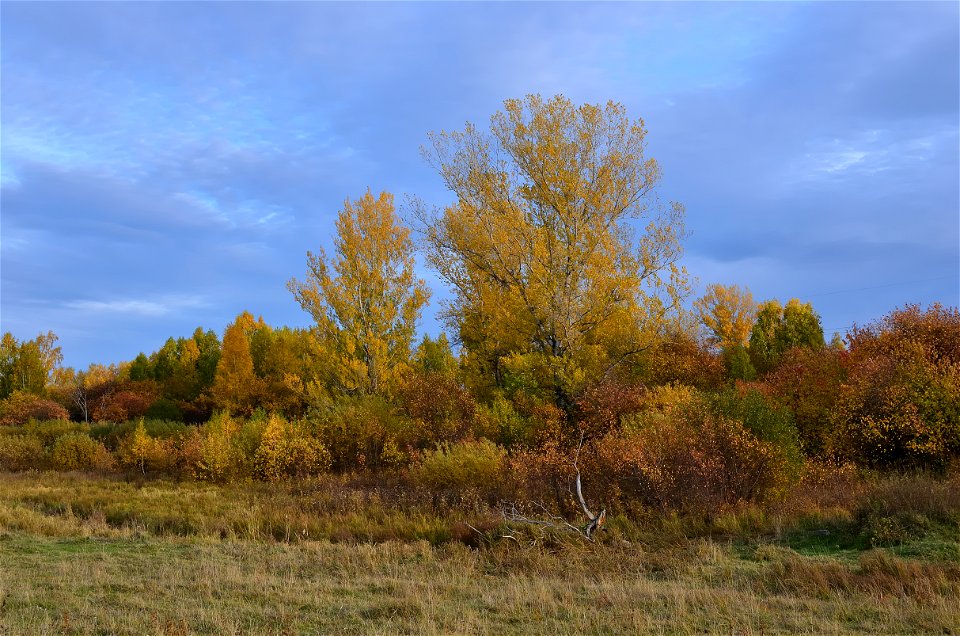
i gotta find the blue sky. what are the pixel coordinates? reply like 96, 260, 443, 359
2, 2, 958, 370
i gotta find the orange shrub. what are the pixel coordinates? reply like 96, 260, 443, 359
761, 345, 847, 457
398, 371, 476, 446
833, 304, 960, 469
587, 408, 792, 516
93, 385, 156, 422
575, 378, 646, 441
505, 442, 580, 517
638, 330, 725, 390
0, 391, 69, 426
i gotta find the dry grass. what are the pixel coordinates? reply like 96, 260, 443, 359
0, 471, 958, 634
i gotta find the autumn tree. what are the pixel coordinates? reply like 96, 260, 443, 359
749, 299, 825, 374
695, 284, 757, 351
249, 325, 314, 416
412, 333, 458, 377
0, 331, 63, 398
419, 94, 687, 420
289, 190, 429, 396
211, 315, 259, 415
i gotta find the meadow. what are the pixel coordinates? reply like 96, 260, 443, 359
1, 468, 958, 635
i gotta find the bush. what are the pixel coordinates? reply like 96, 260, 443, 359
145, 397, 183, 421
47, 433, 114, 472
398, 371, 477, 446
92, 386, 156, 422
637, 330, 725, 390
417, 439, 506, 502
20, 419, 88, 446
116, 419, 181, 474
0, 391, 69, 426
833, 304, 960, 470
90, 418, 188, 451
575, 378, 646, 441
254, 414, 330, 481
312, 396, 412, 471
590, 407, 793, 516
711, 385, 802, 469
0, 433, 45, 471
475, 394, 536, 449
622, 383, 705, 432
761, 345, 847, 457
193, 412, 243, 482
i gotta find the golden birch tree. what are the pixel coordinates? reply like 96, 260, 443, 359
694, 283, 758, 351
419, 94, 688, 416
288, 190, 429, 396
211, 315, 258, 414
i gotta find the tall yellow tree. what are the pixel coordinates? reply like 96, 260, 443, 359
211, 315, 258, 414
289, 190, 429, 396
694, 283, 758, 351
419, 94, 688, 416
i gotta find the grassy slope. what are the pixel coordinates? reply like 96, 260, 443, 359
0, 472, 958, 635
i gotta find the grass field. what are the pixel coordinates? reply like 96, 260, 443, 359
1, 472, 958, 635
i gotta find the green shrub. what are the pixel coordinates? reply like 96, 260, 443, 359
312, 396, 413, 471
47, 433, 114, 472
711, 386, 802, 469
475, 394, 535, 448
90, 418, 188, 451
21, 419, 88, 446
416, 439, 506, 500
144, 397, 183, 421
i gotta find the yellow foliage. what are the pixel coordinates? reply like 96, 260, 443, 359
416, 439, 506, 493
117, 418, 174, 474
211, 316, 260, 415
253, 414, 330, 481
420, 94, 688, 412
694, 283, 757, 350
47, 433, 115, 472
289, 190, 429, 397
194, 412, 242, 482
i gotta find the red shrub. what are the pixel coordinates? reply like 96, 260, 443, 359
575, 378, 646, 441
833, 304, 960, 469
398, 371, 476, 446
0, 391, 69, 426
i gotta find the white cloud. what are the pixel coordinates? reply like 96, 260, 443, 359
65, 294, 209, 317
785, 126, 957, 185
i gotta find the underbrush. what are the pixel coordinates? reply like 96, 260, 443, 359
0, 466, 956, 555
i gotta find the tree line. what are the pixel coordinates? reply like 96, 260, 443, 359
1, 95, 957, 498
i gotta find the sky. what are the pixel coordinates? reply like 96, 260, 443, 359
1, 1, 958, 370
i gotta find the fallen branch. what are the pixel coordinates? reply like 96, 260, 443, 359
502, 433, 607, 541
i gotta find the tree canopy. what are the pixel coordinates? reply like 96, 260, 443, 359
289, 190, 429, 396
420, 94, 687, 418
